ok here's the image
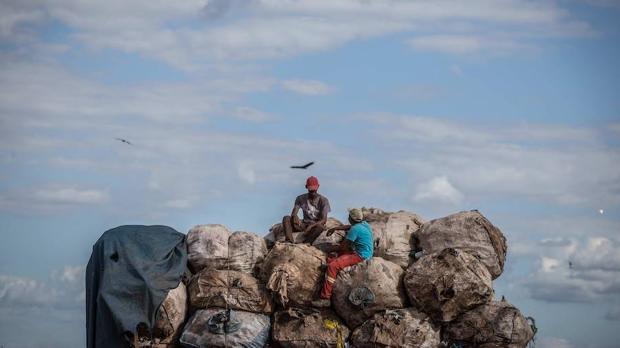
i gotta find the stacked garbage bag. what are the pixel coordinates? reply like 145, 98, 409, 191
87, 209, 535, 348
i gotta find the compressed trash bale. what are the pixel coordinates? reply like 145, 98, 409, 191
187, 224, 231, 273
404, 248, 493, 322
332, 257, 407, 328
351, 308, 440, 348
227, 231, 268, 274
265, 217, 342, 249
260, 243, 326, 307
415, 210, 507, 279
188, 269, 273, 313
445, 300, 535, 348
272, 307, 350, 348
180, 308, 270, 348
362, 208, 424, 268
151, 281, 188, 347
311, 218, 346, 252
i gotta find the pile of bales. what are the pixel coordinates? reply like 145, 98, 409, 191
146, 208, 535, 348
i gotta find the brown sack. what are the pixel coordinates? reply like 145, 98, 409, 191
351, 308, 441, 348
363, 208, 424, 268
228, 231, 268, 275
151, 282, 187, 347
404, 248, 493, 322
332, 257, 407, 329
260, 243, 326, 307
264, 227, 306, 248
188, 269, 273, 313
187, 224, 231, 273
444, 300, 535, 348
311, 218, 345, 252
272, 307, 350, 348
266, 217, 342, 250
415, 210, 507, 279
179, 309, 270, 348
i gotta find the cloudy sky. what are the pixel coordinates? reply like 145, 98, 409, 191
0, 0, 619, 347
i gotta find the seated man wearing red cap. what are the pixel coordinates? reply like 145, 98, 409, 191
280, 176, 331, 244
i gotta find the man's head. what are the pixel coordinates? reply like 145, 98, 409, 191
348, 208, 364, 224
305, 176, 320, 198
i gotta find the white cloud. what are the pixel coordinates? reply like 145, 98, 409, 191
280, 79, 333, 96
237, 161, 257, 185
365, 113, 620, 208
33, 188, 108, 205
0, 0, 597, 70
413, 176, 464, 204
409, 34, 529, 54
163, 199, 195, 209
231, 106, 274, 122
524, 237, 620, 303
0, 266, 84, 309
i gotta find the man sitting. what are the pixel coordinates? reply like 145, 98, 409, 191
279, 176, 331, 244
313, 208, 374, 307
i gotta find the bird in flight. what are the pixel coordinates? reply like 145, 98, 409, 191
115, 137, 133, 145
290, 161, 314, 169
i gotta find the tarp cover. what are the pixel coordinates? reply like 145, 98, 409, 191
86, 225, 187, 348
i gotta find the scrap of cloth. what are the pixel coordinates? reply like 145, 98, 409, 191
86, 225, 187, 348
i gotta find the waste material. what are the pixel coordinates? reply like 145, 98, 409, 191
404, 248, 494, 322
415, 210, 507, 279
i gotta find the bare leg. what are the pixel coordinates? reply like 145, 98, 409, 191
281, 216, 295, 242
303, 224, 325, 244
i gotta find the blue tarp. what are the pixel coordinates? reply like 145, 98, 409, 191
86, 225, 187, 348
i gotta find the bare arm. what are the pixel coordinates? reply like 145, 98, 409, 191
326, 224, 351, 236
290, 205, 300, 218
304, 204, 329, 232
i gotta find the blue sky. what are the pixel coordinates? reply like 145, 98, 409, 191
1, 1, 619, 347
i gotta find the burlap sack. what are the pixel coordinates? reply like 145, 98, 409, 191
311, 218, 345, 252
228, 231, 267, 274
362, 208, 424, 268
151, 282, 187, 347
351, 308, 440, 348
415, 210, 507, 279
180, 309, 270, 348
272, 307, 350, 348
444, 300, 535, 348
260, 243, 326, 307
332, 257, 407, 328
404, 248, 493, 322
187, 224, 231, 273
188, 269, 273, 313
265, 217, 342, 249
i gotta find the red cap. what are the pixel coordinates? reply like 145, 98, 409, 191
305, 176, 319, 190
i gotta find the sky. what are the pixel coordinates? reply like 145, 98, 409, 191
0, 0, 619, 347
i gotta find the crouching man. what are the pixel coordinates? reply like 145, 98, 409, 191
312, 208, 374, 307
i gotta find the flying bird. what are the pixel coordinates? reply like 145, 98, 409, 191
290, 161, 314, 169
599, 209, 604, 215
569, 261, 573, 269
115, 137, 133, 145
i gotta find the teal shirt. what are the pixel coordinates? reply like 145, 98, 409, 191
346, 221, 374, 260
